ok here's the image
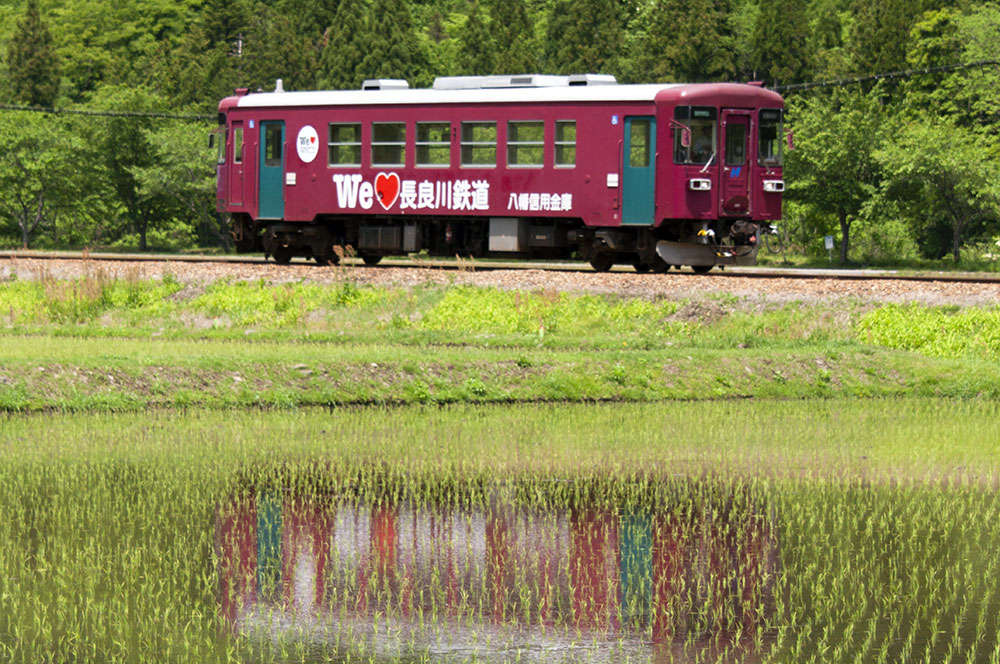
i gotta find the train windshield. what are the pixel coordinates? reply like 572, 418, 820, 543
758, 109, 783, 166
673, 106, 717, 166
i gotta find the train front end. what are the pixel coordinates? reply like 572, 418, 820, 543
653, 84, 785, 271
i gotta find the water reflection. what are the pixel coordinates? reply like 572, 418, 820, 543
216, 485, 777, 662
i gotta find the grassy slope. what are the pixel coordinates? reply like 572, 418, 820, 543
1, 277, 999, 411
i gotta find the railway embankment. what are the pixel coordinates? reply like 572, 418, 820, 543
1, 265, 998, 412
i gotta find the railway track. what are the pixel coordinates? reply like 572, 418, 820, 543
3, 249, 1000, 285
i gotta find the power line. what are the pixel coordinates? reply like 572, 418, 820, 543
0, 103, 214, 122
773, 60, 1000, 93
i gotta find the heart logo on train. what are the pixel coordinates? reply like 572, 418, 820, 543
375, 172, 400, 210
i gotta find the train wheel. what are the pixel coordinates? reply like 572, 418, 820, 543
633, 261, 651, 274
360, 254, 383, 266
691, 264, 714, 274
590, 254, 614, 272
651, 258, 670, 273
273, 248, 293, 265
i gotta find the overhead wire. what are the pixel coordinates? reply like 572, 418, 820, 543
773, 60, 1000, 93
0, 102, 213, 122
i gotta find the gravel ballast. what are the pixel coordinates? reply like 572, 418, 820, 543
3, 257, 1000, 306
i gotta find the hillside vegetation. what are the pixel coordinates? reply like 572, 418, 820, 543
0, 0, 997, 268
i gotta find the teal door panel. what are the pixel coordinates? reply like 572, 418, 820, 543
619, 512, 652, 626
257, 490, 282, 600
259, 121, 285, 219
622, 116, 656, 225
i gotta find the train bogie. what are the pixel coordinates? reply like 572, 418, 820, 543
215, 75, 784, 271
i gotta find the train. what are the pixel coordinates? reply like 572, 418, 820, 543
215, 74, 785, 273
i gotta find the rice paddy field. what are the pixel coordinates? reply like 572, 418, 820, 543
2, 400, 1000, 663
3, 273, 1000, 662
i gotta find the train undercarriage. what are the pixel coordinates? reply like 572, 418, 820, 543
230, 213, 767, 273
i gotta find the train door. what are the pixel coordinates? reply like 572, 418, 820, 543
622, 116, 656, 224
229, 120, 244, 206
719, 110, 751, 216
258, 120, 285, 219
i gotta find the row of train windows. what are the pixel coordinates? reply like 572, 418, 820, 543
327, 121, 577, 168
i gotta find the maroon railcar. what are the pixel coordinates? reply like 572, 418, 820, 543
215, 75, 785, 272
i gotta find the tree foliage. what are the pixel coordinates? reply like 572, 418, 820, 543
6, 0, 59, 106
0, 0, 995, 261
457, 3, 497, 75
488, 0, 536, 74
623, 0, 733, 83
545, 0, 624, 75
784, 90, 888, 263
0, 113, 86, 248
876, 119, 1000, 263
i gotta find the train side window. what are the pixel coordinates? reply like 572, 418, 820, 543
507, 121, 544, 167
673, 106, 717, 165
233, 127, 243, 164
758, 109, 783, 166
629, 119, 651, 167
554, 121, 576, 167
461, 122, 496, 167
329, 123, 361, 166
372, 122, 406, 166
215, 129, 226, 164
264, 123, 282, 167
416, 122, 450, 167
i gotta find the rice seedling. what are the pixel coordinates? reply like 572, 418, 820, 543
0, 399, 998, 662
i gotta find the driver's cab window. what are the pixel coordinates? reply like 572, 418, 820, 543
673, 106, 717, 165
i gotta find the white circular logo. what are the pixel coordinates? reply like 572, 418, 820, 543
296, 125, 319, 163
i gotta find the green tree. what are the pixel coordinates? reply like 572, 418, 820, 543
748, 0, 812, 86
903, 9, 962, 116
849, 0, 914, 74
488, 0, 536, 73
86, 85, 174, 252
545, 0, 624, 76
457, 3, 497, 75
950, 4, 1000, 136
807, 0, 855, 80
784, 90, 887, 263
131, 122, 217, 250
202, 0, 250, 46
49, 0, 195, 100
6, 0, 60, 106
0, 113, 86, 248
622, 0, 733, 82
317, 0, 370, 89
876, 119, 1000, 263
241, 8, 318, 91
357, 0, 431, 87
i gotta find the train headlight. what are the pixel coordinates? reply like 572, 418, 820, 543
689, 178, 712, 191
763, 180, 785, 193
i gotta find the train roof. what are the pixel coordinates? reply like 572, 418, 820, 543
222, 82, 782, 112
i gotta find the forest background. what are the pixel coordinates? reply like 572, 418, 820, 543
0, 0, 998, 267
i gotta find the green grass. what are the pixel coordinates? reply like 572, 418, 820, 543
2, 274, 1000, 412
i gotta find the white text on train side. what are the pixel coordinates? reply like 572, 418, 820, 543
332, 173, 491, 212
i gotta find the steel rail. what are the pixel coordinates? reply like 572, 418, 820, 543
3, 249, 1000, 284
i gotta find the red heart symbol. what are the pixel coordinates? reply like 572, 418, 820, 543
310, 136, 316, 143
375, 172, 400, 210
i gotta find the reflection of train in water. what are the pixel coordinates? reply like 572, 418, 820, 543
216, 489, 777, 661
